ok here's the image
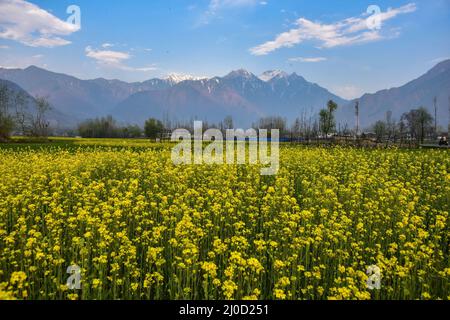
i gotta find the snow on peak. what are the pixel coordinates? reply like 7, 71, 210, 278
225, 69, 255, 79
165, 73, 207, 84
259, 70, 289, 82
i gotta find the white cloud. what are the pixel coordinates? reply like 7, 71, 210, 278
250, 3, 416, 55
288, 57, 327, 63
0, 45, 10, 49
85, 46, 156, 72
85, 46, 130, 64
0, 0, 80, 47
120, 65, 157, 72
101, 43, 114, 48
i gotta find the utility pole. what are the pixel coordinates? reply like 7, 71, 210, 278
386, 110, 392, 123
433, 96, 437, 137
448, 96, 450, 136
355, 101, 359, 138
386, 110, 392, 143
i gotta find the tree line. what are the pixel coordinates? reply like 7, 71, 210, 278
372, 107, 436, 145
77, 116, 143, 138
77, 100, 441, 146
77, 117, 166, 139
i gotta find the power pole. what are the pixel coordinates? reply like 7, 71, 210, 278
355, 101, 359, 138
448, 96, 450, 136
386, 110, 392, 142
433, 96, 437, 137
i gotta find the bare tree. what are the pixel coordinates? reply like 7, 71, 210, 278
31, 96, 51, 137
13, 91, 30, 135
401, 107, 433, 144
0, 84, 16, 140
223, 115, 234, 130
398, 119, 406, 147
448, 96, 450, 135
373, 120, 387, 143
433, 96, 437, 137
257, 116, 287, 138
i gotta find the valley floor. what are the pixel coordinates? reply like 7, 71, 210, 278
0, 139, 448, 300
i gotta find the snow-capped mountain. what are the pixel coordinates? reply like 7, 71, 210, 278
259, 70, 289, 82
0, 66, 350, 126
113, 69, 347, 126
164, 73, 208, 84
1, 62, 448, 128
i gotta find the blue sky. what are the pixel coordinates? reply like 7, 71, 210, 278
0, 0, 449, 99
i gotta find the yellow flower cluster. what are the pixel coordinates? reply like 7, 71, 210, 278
0, 140, 448, 300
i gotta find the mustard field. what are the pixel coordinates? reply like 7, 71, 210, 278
0, 139, 448, 300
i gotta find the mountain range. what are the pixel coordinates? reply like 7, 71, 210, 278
0, 60, 449, 129
337, 59, 450, 128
